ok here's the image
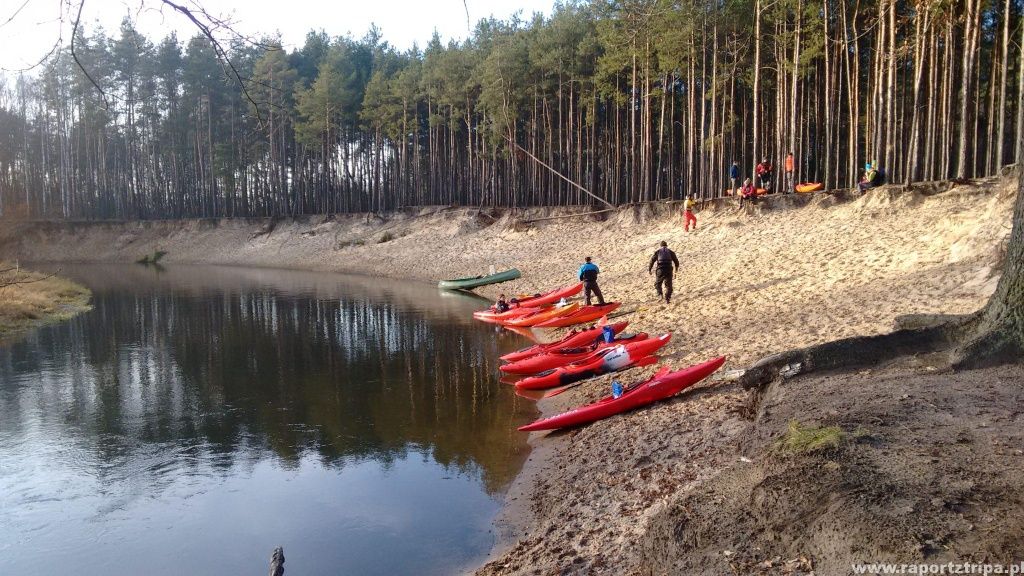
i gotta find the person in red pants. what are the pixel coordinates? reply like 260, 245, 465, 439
683, 194, 697, 232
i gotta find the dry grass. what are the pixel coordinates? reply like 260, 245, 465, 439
0, 263, 92, 341
775, 420, 845, 454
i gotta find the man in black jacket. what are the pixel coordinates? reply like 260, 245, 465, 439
648, 241, 680, 303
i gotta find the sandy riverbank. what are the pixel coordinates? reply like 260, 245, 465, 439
2, 174, 1021, 573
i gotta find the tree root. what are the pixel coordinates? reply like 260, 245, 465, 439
737, 314, 979, 391
738, 306, 1024, 395
951, 326, 1024, 369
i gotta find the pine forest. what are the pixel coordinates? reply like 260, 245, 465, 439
0, 0, 1021, 219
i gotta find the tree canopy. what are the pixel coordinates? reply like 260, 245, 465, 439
0, 0, 1021, 219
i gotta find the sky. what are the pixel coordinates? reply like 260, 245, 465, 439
0, 0, 555, 72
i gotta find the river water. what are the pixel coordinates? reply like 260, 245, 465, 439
0, 265, 535, 575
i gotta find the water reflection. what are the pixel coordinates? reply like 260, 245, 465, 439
0, 265, 534, 576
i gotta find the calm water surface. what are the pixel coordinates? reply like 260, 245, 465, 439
0, 265, 535, 575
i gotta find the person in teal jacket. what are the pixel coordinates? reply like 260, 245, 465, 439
578, 257, 605, 305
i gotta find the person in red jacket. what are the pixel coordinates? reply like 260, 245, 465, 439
739, 178, 757, 207
755, 157, 773, 191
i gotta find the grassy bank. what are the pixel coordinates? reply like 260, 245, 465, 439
0, 263, 92, 342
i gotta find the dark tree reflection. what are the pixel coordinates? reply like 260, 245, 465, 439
0, 265, 534, 495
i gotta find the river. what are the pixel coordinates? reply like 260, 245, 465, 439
0, 264, 535, 575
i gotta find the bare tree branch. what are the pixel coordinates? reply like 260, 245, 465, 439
0, 271, 56, 289
0, 0, 32, 29
69, 0, 108, 109
159, 0, 266, 127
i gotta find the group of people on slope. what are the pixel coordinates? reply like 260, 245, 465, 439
730, 152, 883, 204
493, 154, 889, 315
729, 152, 796, 207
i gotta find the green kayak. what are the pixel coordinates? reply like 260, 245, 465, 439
438, 268, 521, 290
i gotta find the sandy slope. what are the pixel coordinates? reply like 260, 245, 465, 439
2, 175, 1018, 574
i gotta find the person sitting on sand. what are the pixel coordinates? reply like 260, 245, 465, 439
578, 257, 605, 306
683, 194, 697, 232
739, 178, 758, 207
859, 162, 879, 192
648, 241, 680, 304
496, 294, 510, 312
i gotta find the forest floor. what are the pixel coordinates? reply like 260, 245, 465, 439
0, 262, 92, 344
2, 175, 1022, 574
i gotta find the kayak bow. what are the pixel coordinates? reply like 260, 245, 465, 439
518, 356, 726, 431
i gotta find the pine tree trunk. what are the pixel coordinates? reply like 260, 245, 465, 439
752, 0, 762, 176
957, 169, 1024, 364
996, 0, 1010, 169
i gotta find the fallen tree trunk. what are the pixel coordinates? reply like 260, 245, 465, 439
521, 209, 616, 224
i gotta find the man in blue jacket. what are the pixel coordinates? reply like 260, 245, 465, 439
578, 256, 605, 306
729, 161, 740, 196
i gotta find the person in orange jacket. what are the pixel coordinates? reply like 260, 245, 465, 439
784, 152, 795, 193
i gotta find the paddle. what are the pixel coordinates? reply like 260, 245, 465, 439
541, 355, 660, 399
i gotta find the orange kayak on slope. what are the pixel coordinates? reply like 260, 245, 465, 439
473, 305, 545, 324
795, 182, 824, 193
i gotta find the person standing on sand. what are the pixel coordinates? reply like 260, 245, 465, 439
729, 161, 740, 196
648, 241, 680, 304
756, 157, 773, 192
784, 152, 795, 193
578, 257, 605, 306
683, 194, 697, 232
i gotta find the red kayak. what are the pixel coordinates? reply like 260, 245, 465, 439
514, 333, 672, 390
500, 333, 650, 375
473, 305, 545, 324
502, 283, 583, 310
502, 302, 581, 327
500, 320, 626, 362
533, 303, 621, 328
518, 356, 726, 431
